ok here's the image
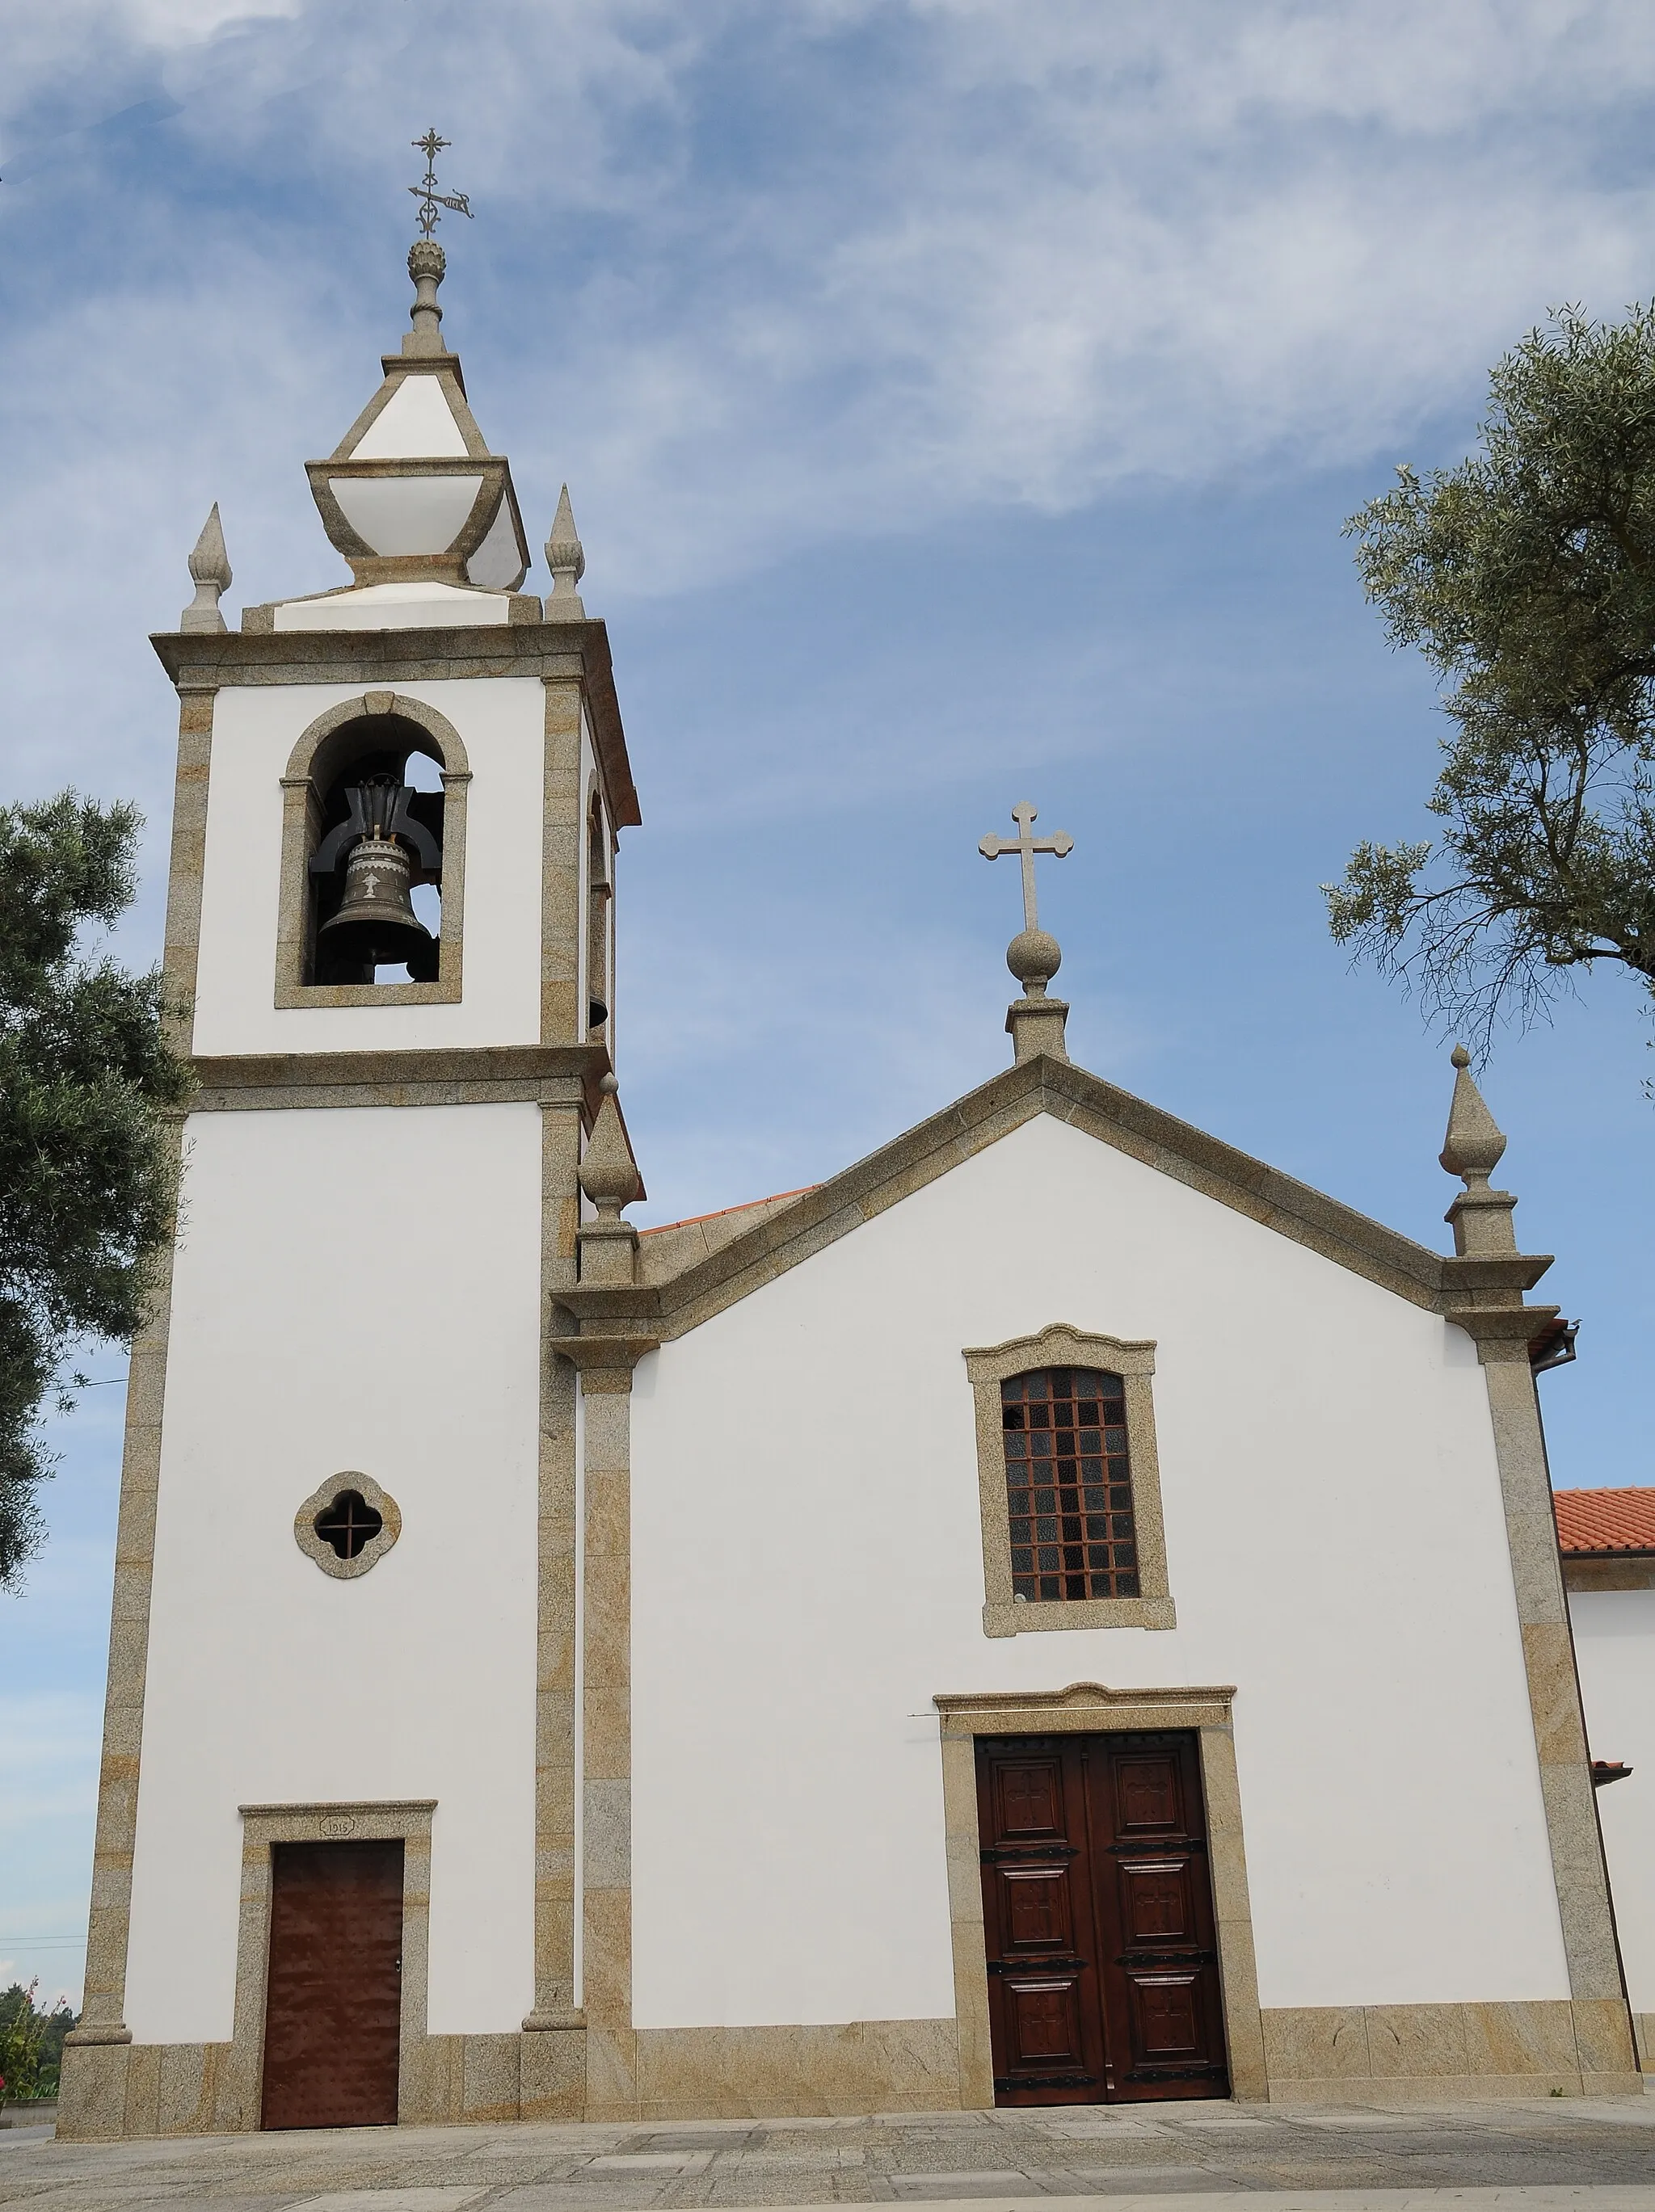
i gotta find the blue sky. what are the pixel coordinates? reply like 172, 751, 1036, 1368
4, 0, 1655, 2008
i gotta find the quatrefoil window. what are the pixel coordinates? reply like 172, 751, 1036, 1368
294, 1472, 401, 1580
314, 1489, 383, 1559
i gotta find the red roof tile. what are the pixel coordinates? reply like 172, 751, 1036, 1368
1554, 1487, 1655, 1557
639, 1187, 819, 1237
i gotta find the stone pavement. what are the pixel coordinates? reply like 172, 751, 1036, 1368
3, 2100, 1655, 2212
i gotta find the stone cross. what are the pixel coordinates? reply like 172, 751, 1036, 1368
979, 802, 1073, 931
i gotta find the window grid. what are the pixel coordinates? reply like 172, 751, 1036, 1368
314, 1490, 384, 1562
1003, 1366, 1139, 1602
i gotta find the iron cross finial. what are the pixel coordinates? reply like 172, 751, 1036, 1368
409, 129, 474, 238
979, 801, 1074, 932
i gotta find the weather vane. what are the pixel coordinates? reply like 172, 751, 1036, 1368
408, 130, 473, 238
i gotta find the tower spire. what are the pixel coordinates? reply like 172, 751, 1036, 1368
402, 130, 472, 358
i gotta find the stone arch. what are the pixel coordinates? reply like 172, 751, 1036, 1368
275, 690, 471, 1007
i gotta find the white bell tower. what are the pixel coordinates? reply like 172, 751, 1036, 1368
61, 217, 638, 2138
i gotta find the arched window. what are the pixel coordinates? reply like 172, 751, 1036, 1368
963, 1324, 1175, 1635
1001, 1366, 1136, 1601
276, 692, 470, 1008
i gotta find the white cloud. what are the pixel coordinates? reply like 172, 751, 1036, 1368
0, 0, 1648, 927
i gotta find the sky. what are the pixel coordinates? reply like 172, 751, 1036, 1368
3, 0, 1655, 2011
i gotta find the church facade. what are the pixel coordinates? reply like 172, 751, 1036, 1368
59, 238, 1643, 2138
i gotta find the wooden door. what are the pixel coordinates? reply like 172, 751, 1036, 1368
261, 1840, 404, 2130
975, 1737, 1107, 2103
976, 1731, 1228, 2105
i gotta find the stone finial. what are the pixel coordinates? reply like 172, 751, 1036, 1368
579, 1075, 643, 1287
1004, 927, 1070, 1063
404, 238, 448, 358
580, 1074, 641, 1216
180, 504, 231, 633
544, 485, 586, 618
1008, 927, 1062, 997
1440, 1044, 1507, 1186
1440, 1044, 1517, 1257
981, 801, 1074, 1065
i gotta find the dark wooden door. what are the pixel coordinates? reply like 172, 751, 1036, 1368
976, 1731, 1228, 2105
261, 1840, 404, 2130
975, 1737, 1108, 2103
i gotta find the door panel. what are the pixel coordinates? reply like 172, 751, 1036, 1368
1089, 1734, 1229, 2101
976, 1739, 1105, 2104
977, 1730, 1230, 2106
261, 1839, 403, 2130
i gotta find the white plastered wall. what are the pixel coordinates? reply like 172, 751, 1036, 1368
124, 1103, 541, 2042
629, 1112, 1569, 2031
191, 678, 545, 1055
1568, 1586, 1655, 2016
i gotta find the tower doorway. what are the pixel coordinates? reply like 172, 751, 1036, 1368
975, 1730, 1228, 2104
260, 1839, 404, 2130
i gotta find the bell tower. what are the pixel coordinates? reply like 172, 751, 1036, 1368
61, 192, 639, 2135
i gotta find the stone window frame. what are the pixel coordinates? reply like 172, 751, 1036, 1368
964, 1323, 1175, 1636
933, 1680, 1266, 2106
276, 691, 472, 1009
293, 1470, 402, 1580
225, 1799, 436, 2129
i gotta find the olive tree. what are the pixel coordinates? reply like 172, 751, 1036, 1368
0, 795, 192, 1588
1326, 304, 1655, 1046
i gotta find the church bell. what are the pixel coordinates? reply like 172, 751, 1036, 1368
318, 825, 437, 976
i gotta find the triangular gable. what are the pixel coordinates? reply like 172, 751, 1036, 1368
641, 1051, 1482, 1344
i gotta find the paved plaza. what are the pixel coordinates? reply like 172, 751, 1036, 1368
4, 2098, 1655, 2212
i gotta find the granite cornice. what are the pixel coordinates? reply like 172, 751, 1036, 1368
636, 1051, 1568, 1348
1440, 1253, 1556, 1297
191, 1043, 609, 1112
571, 621, 640, 831
149, 620, 640, 831
556, 1285, 661, 1326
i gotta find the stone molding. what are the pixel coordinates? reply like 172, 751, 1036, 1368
1477, 1352, 1636, 2083
59, 1994, 1640, 2138
225, 1801, 438, 2130
275, 692, 470, 1010
189, 1044, 609, 1115
293, 1471, 402, 1579
1564, 1558, 1655, 1592
59, 683, 217, 2131
150, 618, 641, 833
335, 354, 494, 464
625, 1056, 1557, 1344
932, 1681, 1267, 2106
304, 456, 516, 591
578, 1375, 636, 2117
962, 1324, 1174, 1636
1259, 1999, 1642, 2101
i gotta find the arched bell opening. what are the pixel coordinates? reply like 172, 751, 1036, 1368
305, 713, 447, 986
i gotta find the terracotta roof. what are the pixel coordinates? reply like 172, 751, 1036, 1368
640, 1188, 819, 1237
1554, 1487, 1655, 1558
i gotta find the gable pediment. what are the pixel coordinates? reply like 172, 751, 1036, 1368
571, 1053, 1552, 1349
